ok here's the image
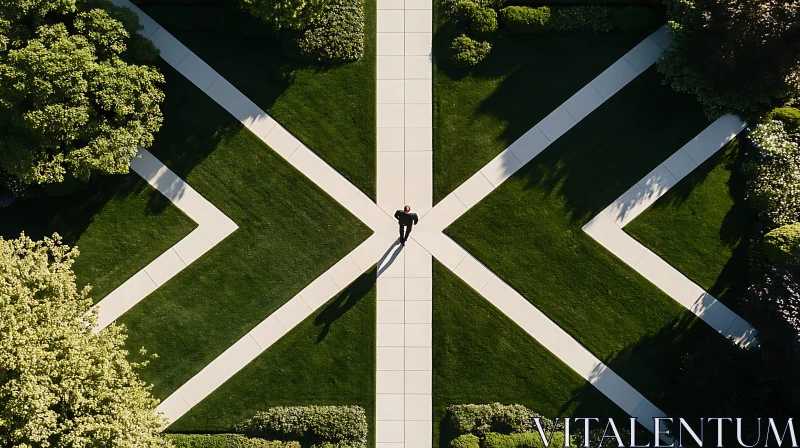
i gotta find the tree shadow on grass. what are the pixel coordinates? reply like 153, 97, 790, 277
314, 268, 377, 342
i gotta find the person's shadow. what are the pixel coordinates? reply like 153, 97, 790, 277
377, 239, 404, 277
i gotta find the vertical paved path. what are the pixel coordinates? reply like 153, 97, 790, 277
376, 0, 434, 446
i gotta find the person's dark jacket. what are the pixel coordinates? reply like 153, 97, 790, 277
395, 210, 419, 226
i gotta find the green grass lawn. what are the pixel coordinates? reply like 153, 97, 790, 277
433, 261, 629, 447
137, 0, 376, 199
119, 61, 371, 400
445, 67, 736, 410
168, 269, 376, 448
432, 11, 660, 202
0, 175, 196, 302
625, 138, 753, 313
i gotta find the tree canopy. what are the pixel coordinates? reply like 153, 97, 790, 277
659, 0, 800, 117
241, 0, 333, 32
0, 0, 164, 185
0, 233, 169, 448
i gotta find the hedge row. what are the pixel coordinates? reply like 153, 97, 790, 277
166, 434, 300, 448
235, 406, 368, 448
447, 403, 555, 435
282, 0, 365, 63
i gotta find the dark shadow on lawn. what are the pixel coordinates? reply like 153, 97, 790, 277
314, 267, 377, 342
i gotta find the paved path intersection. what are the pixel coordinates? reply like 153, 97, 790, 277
100, 1, 753, 443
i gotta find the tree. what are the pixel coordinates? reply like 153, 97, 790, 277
0, 0, 164, 185
0, 233, 169, 448
658, 0, 800, 117
241, 0, 333, 32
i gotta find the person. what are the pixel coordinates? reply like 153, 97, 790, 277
394, 205, 418, 246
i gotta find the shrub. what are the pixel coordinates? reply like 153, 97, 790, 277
235, 406, 368, 448
441, 0, 504, 21
609, 6, 657, 32
483, 432, 566, 448
745, 120, 800, 228
283, 0, 364, 63
447, 403, 552, 435
241, 0, 332, 31
450, 35, 492, 68
451, 434, 481, 448
763, 223, 800, 266
744, 266, 800, 347
470, 7, 499, 37
766, 107, 800, 133
166, 434, 301, 448
500, 6, 551, 34
551, 6, 613, 32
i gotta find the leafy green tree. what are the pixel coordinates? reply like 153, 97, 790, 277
241, 0, 333, 31
659, 0, 800, 117
0, 233, 169, 448
0, 0, 164, 185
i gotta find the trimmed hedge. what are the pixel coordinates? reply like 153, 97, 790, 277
166, 434, 300, 448
451, 434, 481, 448
447, 403, 553, 435
766, 107, 800, 133
483, 432, 566, 448
470, 7, 499, 37
450, 35, 492, 67
235, 406, 368, 448
609, 6, 657, 32
551, 6, 613, 32
764, 223, 800, 267
507, 0, 659, 5
500, 6, 551, 34
282, 0, 364, 63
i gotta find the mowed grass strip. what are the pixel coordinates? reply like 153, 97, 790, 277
625, 138, 753, 313
0, 174, 196, 302
137, 0, 376, 199
168, 270, 377, 448
120, 61, 371, 399
445, 68, 729, 406
432, 9, 659, 202
433, 261, 629, 447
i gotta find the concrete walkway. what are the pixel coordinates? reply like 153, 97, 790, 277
583, 115, 757, 348
104, 2, 677, 442
375, 0, 434, 444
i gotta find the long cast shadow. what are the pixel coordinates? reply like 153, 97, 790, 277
314, 267, 377, 342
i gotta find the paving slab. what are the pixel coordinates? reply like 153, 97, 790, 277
157, 393, 191, 426
633, 250, 706, 307
404, 56, 432, 79
662, 147, 698, 181
378, 324, 406, 346
404, 104, 432, 128
405, 302, 432, 324
405, 371, 432, 394
650, 25, 670, 50
264, 125, 302, 159
536, 325, 600, 379
378, 347, 405, 370
405, 347, 432, 370
537, 106, 577, 142
602, 183, 650, 228
378, 371, 405, 393
589, 365, 647, 415
378, 244, 405, 277
405, 33, 432, 55
172, 227, 212, 266
378, 33, 405, 55
480, 149, 523, 188
405, 323, 432, 346
415, 193, 466, 232
405, 394, 432, 420
377, 394, 405, 420
379, 277, 406, 301
623, 37, 663, 73
299, 273, 341, 309
404, 10, 432, 32
378, 103, 405, 127
347, 192, 395, 231
636, 164, 678, 203
378, 10, 405, 32
479, 276, 552, 339
405, 127, 432, 152
379, 79, 405, 104
94, 269, 158, 330
378, 0, 404, 8
591, 58, 638, 100
377, 421, 405, 443
412, 232, 466, 272
583, 213, 647, 266
149, 27, 189, 67
378, 127, 405, 151
405, 421, 433, 444
405, 79, 432, 104
378, 152, 405, 212
689, 295, 737, 336
405, 277, 432, 301
289, 144, 336, 183
726, 317, 758, 349
563, 84, 605, 122
405, 253, 432, 278
405, 0, 432, 8
631, 399, 669, 438
379, 302, 406, 324
273, 296, 313, 330
681, 115, 745, 166
249, 314, 288, 350
378, 56, 405, 80
144, 248, 186, 287
405, 151, 432, 214
317, 169, 361, 207
454, 172, 494, 210
206, 77, 272, 136
176, 52, 220, 92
